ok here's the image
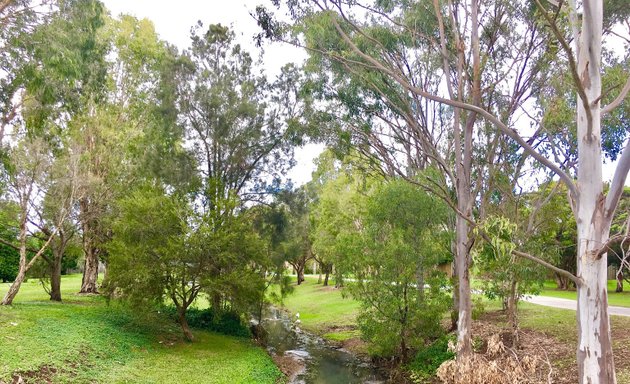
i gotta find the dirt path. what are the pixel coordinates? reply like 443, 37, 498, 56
524, 295, 630, 317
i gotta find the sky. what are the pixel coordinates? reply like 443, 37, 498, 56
101, 0, 324, 186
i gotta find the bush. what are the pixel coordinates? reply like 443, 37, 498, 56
162, 306, 251, 338
472, 296, 486, 320
0, 243, 19, 282
408, 335, 456, 383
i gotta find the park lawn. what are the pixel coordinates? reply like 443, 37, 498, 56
0, 275, 282, 384
280, 276, 360, 340
538, 280, 630, 308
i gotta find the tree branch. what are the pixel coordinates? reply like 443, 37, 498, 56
601, 75, 630, 115
326, 13, 580, 201
512, 249, 582, 287
605, 138, 630, 218
534, 0, 592, 130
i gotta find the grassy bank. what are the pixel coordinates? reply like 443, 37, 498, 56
0, 275, 282, 384
280, 276, 362, 343
538, 280, 630, 308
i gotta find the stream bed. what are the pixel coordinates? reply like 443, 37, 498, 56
260, 307, 387, 384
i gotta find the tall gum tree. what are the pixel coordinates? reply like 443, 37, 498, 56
257, 0, 630, 381
257, 0, 558, 358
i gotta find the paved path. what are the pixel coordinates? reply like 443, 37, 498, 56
524, 295, 630, 317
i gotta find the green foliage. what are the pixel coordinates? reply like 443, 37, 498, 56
408, 335, 456, 384
350, 179, 451, 358
472, 296, 486, 321
474, 216, 546, 319
0, 243, 18, 282
311, 164, 452, 358
0, 201, 19, 282
106, 184, 271, 340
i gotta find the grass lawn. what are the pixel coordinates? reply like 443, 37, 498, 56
0, 274, 282, 384
280, 276, 360, 341
538, 280, 630, 308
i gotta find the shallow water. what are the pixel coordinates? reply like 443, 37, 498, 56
261, 307, 386, 384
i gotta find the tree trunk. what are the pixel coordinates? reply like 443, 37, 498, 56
178, 307, 194, 342
50, 254, 62, 302
1, 267, 26, 305
79, 197, 99, 294
576, 224, 615, 384
556, 273, 569, 290
80, 245, 99, 294
450, 242, 459, 332
455, 213, 472, 358
616, 268, 623, 293
297, 266, 305, 285
400, 328, 407, 362
507, 280, 518, 331
2, 213, 29, 305
574, 1, 616, 381
323, 271, 329, 286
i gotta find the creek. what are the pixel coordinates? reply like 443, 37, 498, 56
260, 307, 387, 384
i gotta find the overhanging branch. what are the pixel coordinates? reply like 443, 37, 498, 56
601, 76, 630, 115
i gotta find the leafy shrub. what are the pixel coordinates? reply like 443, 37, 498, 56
162, 306, 251, 338
0, 243, 19, 282
408, 335, 456, 383
472, 296, 486, 320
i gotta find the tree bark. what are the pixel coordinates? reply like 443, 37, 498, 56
574, 1, 616, 382
615, 268, 623, 293
79, 198, 99, 294
556, 273, 569, 290
455, 213, 472, 358
576, 224, 615, 384
507, 280, 518, 331
80, 245, 99, 294
1, 215, 28, 305
49, 254, 62, 301
2, 267, 26, 305
323, 271, 329, 286
178, 307, 194, 342
297, 265, 305, 285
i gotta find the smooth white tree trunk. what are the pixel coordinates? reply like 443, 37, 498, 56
575, 0, 616, 382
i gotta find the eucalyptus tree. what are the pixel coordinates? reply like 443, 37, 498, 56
176, 24, 306, 216
0, 138, 78, 305
256, 0, 558, 360
0, 0, 54, 144
277, 187, 313, 285
259, 0, 630, 381
23, 1, 187, 294
175, 23, 310, 307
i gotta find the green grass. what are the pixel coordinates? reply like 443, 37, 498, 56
281, 276, 360, 335
0, 275, 282, 384
538, 280, 630, 308
323, 330, 361, 341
